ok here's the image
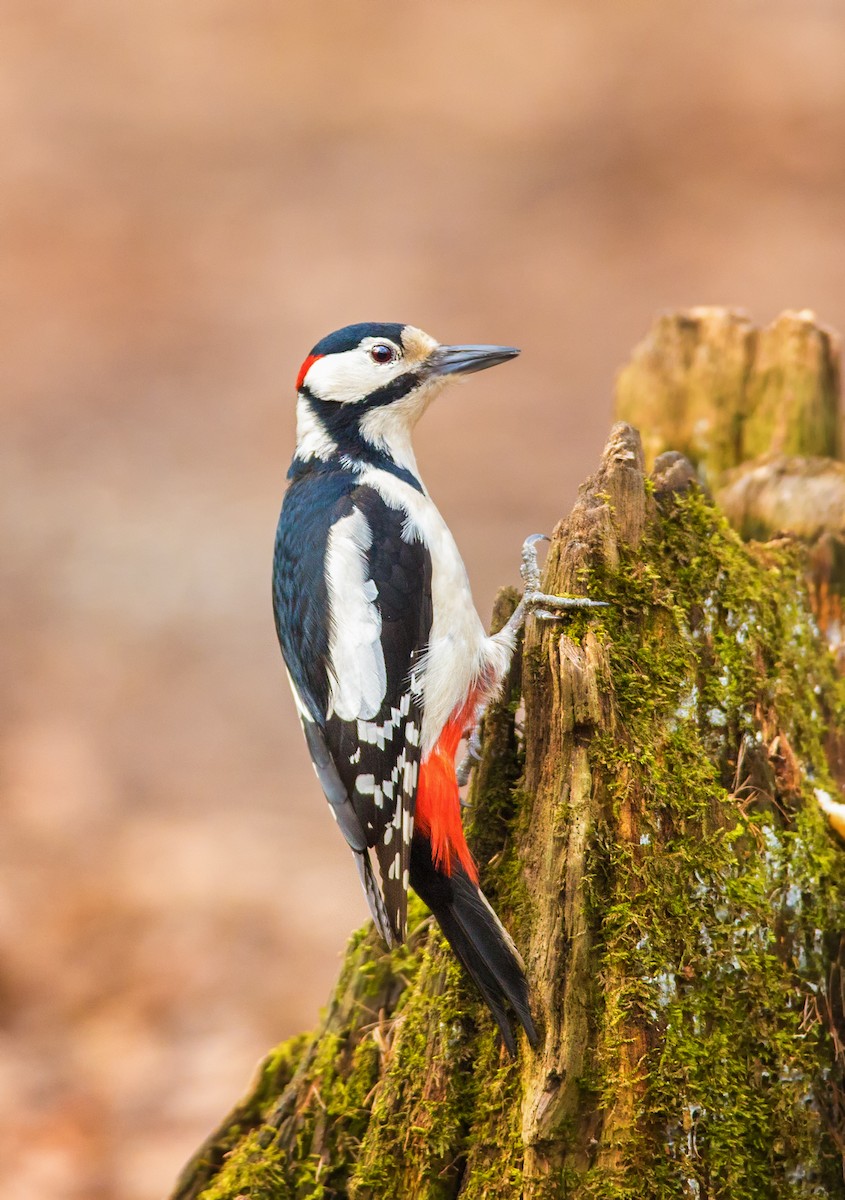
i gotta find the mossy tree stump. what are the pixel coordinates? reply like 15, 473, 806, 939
172, 317, 845, 1199
615, 307, 845, 672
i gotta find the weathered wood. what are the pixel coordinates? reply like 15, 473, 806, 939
743, 312, 842, 462
614, 307, 841, 481
614, 308, 755, 483
615, 307, 845, 673
716, 456, 845, 674
717, 455, 845, 544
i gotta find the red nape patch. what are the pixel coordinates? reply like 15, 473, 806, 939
296, 353, 322, 391
415, 699, 479, 883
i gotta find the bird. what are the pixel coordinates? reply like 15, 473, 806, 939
272, 322, 602, 1054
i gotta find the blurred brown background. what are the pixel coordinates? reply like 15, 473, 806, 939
2, 1, 845, 1196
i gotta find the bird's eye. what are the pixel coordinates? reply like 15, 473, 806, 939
370, 343, 396, 365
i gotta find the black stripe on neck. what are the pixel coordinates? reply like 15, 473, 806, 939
292, 372, 427, 492
287, 448, 424, 494
299, 369, 423, 419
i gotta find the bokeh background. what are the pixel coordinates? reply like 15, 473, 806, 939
3, 1, 845, 1196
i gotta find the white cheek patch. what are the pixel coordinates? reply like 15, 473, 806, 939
305, 347, 407, 405
356, 375, 447, 473
325, 507, 387, 721
295, 396, 337, 461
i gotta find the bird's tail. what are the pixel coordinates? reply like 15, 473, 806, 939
410, 835, 538, 1056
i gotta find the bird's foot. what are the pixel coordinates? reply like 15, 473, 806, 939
520, 533, 608, 620
524, 589, 609, 620
460, 537, 608, 790
520, 533, 548, 592
456, 723, 484, 791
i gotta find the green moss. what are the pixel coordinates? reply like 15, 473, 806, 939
349, 943, 470, 1197
456, 1028, 524, 1199
568, 489, 845, 1197
186, 921, 432, 1200
198, 1130, 291, 1200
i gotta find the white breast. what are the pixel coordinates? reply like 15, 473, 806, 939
356, 466, 493, 754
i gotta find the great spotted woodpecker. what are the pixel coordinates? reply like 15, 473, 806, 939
273, 322, 601, 1053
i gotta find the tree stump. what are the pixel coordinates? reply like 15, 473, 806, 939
171, 315, 845, 1200
614, 307, 841, 479
615, 308, 845, 677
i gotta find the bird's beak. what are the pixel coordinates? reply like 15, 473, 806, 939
429, 344, 521, 377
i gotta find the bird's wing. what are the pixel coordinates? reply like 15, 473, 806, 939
274, 473, 432, 943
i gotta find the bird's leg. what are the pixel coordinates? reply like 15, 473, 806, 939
514, 533, 609, 622
456, 704, 486, 792
493, 535, 607, 643
457, 536, 607, 790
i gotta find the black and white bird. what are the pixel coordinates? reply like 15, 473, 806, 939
272, 322, 601, 1053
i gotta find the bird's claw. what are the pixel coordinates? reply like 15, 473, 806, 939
456, 724, 483, 788
520, 535, 608, 620
520, 533, 549, 592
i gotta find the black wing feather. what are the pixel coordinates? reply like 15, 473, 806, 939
274, 467, 432, 943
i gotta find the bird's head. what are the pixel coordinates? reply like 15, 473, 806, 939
293, 322, 519, 471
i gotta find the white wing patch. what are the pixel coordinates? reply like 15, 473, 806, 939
325, 507, 387, 721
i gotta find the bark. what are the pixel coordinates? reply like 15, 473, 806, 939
172, 314, 845, 1200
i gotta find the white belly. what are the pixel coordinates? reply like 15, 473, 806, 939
356, 466, 499, 754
